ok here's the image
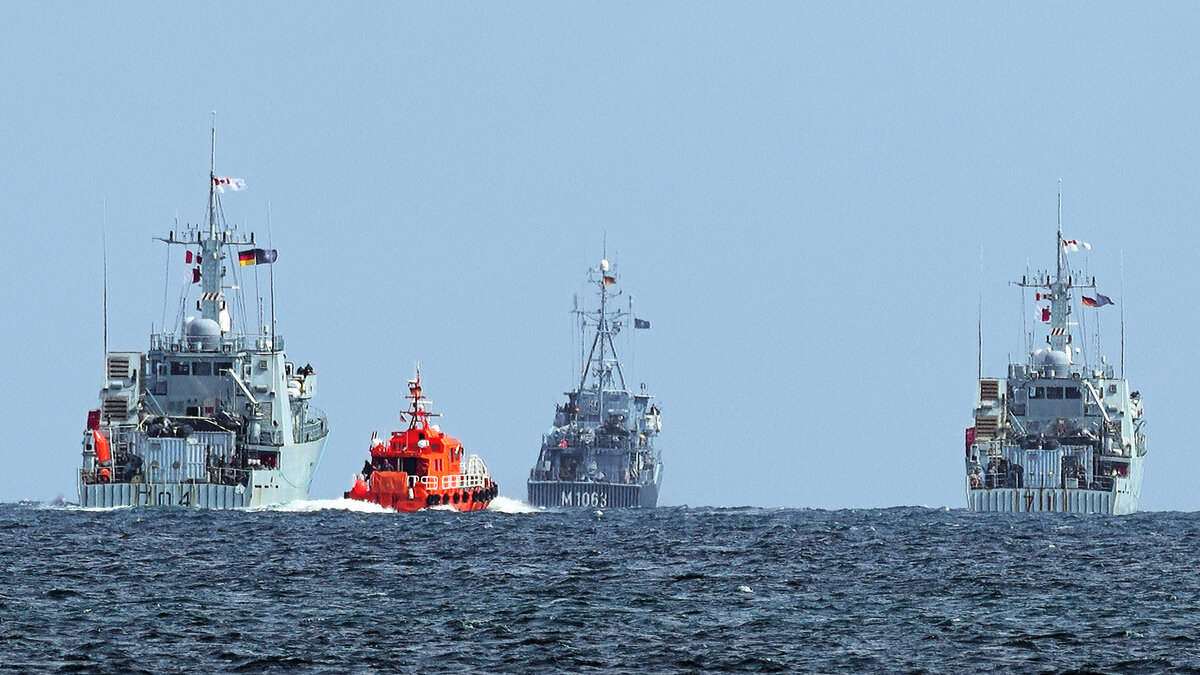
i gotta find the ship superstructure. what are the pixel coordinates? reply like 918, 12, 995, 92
528, 258, 663, 508
966, 195, 1146, 513
77, 129, 329, 508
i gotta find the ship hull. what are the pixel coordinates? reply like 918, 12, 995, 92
528, 480, 659, 508
966, 460, 1142, 515
345, 473, 498, 513
349, 492, 493, 513
77, 437, 326, 509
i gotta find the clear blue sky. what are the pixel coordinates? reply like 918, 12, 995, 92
1, 3, 1196, 509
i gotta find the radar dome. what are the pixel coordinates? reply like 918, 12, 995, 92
600, 259, 610, 272
1038, 348, 1070, 377
184, 317, 222, 350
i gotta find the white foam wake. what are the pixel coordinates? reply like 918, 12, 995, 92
486, 496, 540, 514
255, 498, 394, 513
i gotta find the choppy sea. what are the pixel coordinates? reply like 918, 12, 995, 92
2, 499, 1199, 673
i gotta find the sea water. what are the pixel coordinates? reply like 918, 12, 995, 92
2, 501, 1198, 672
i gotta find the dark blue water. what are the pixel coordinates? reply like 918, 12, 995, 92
2, 500, 1199, 673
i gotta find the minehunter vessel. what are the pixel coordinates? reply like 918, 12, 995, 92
528, 258, 663, 508
346, 368, 497, 511
966, 195, 1146, 513
77, 129, 329, 508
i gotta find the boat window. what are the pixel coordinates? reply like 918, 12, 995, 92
1065, 387, 1082, 399
216, 361, 233, 375
170, 361, 190, 375
192, 361, 212, 376
1108, 384, 1118, 394
1029, 387, 1045, 399
1047, 387, 1064, 400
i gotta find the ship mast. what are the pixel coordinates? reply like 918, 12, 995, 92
1015, 187, 1095, 363
1048, 189, 1070, 354
155, 115, 254, 334
577, 258, 628, 394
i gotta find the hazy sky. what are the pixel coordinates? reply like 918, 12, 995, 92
2, 3, 1197, 509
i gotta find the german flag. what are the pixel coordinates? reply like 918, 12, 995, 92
239, 248, 278, 266
603, 275, 616, 286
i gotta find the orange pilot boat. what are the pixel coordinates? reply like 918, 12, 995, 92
345, 368, 498, 512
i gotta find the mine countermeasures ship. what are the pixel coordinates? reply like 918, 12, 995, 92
528, 258, 663, 508
77, 131, 329, 508
966, 196, 1146, 514
346, 368, 497, 512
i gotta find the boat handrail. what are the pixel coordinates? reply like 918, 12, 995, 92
396, 473, 492, 490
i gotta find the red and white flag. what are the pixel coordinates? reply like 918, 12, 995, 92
213, 176, 246, 193
1061, 238, 1091, 253
1039, 306, 1051, 323
1035, 292, 1053, 302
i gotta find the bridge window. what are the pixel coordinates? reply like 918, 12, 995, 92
191, 361, 212, 376
216, 361, 233, 375
170, 361, 190, 375
1065, 387, 1082, 399
1047, 387, 1064, 400
1029, 387, 1045, 399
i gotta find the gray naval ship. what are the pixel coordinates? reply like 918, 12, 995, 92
966, 197, 1146, 514
77, 135, 329, 508
528, 258, 663, 508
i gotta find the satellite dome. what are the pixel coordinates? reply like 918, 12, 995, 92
1039, 349, 1070, 377
184, 317, 222, 350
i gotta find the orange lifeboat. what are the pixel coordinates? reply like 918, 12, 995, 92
345, 368, 498, 512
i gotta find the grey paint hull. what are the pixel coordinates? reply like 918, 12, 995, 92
528, 480, 659, 508
966, 458, 1142, 515
78, 437, 326, 509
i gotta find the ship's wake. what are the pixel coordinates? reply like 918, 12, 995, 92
487, 496, 540, 514
256, 498, 393, 513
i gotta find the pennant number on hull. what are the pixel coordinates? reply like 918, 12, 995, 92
561, 491, 608, 508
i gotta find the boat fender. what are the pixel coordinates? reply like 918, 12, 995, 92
98, 468, 111, 483
348, 478, 369, 501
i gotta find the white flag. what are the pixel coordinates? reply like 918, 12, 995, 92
213, 176, 246, 193
1061, 238, 1091, 253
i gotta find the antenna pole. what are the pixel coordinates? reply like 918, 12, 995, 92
1056, 180, 1063, 281
268, 202, 276, 350
209, 111, 217, 235
1120, 249, 1126, 378
102, 200, 109, 376
977, 247, 982, 381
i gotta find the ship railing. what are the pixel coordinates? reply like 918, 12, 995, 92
442, 474, 490, 490
404, 474, 490, 490
149, 332, 285, 354
80, 466, 250, 487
